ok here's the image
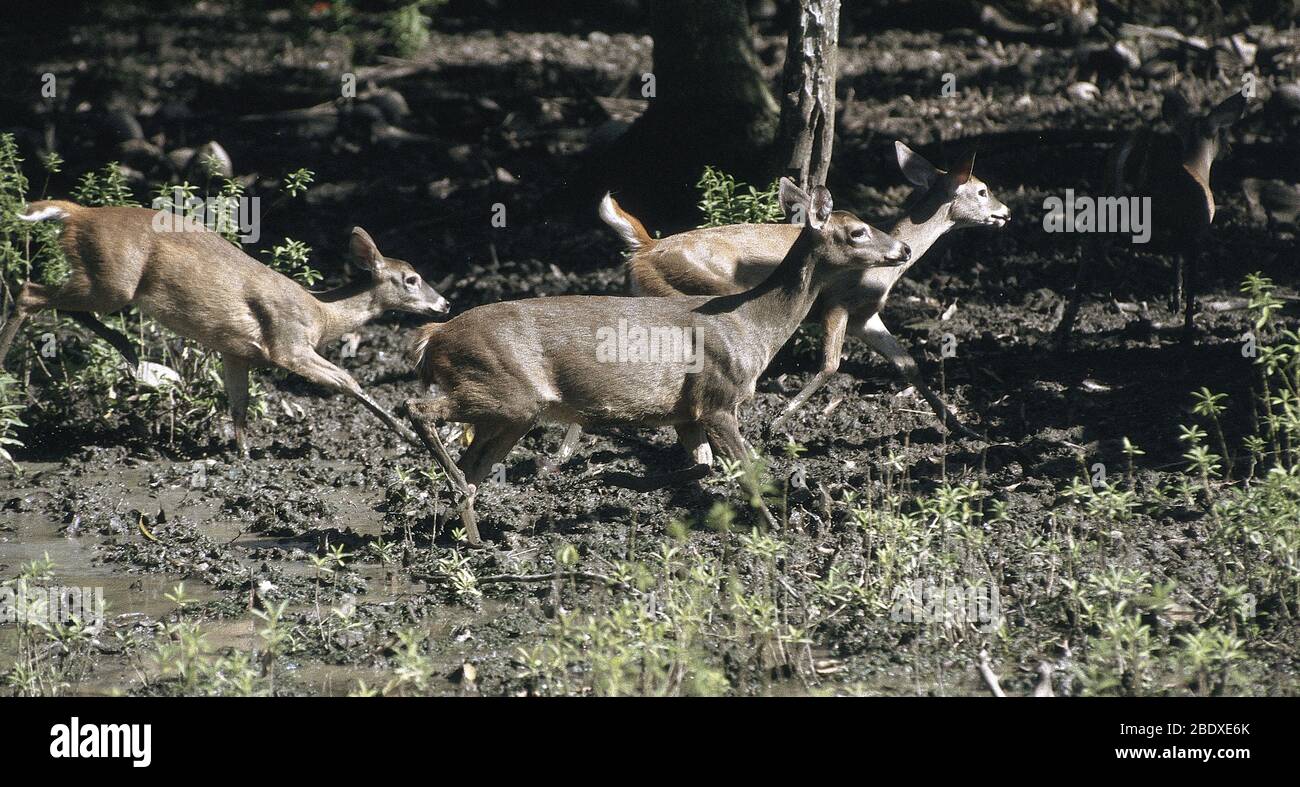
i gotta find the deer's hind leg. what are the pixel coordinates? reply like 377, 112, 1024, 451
1, 268, 134, 366
279, 349, 419, 447
1180, 249, 1198, 345
460, 420, 532, 488
541, 423, 583, 474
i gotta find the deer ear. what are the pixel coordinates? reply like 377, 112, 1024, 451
896, 141, 940, 188
1207, 92, 1247, 129
809, 186, 833, 230
350, 227, 385, 273
779, 177, 812, 225
952, 151, 976, 186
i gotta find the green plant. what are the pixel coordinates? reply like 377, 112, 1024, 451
266, 238, 323, 286
2, 554, 97, 697
0, 372, 26, 469
696, 166, 783, 227
385, 1, 446, 58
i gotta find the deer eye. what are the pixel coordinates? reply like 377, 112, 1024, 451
978, 188, 988, 197
849, 227, 868, 242
404, 276, 418, 287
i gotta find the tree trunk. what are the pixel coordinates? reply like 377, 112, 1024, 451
575, 0, 780, 226
778, 0, 840, 191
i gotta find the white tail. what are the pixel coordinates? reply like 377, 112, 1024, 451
17, 202, 72, 222
406, 179, 911, 543
599, 192, 654, 252
0, 202, 451, 452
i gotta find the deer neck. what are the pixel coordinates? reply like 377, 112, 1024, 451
1182, 139, 1216, 190
726, 229, 828, 360
313, 279, 385, 344
891, 201, 956, 271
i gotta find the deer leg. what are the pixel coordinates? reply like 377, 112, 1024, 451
68, 312, 139, 369
461, 420, 531, 489
0, 281, 54, 366
280, 350, 420, 447
770, 304, 848, 432
541, 423, 583, 474
596, 422, 714, 492
221, 354, 251, 455
856, 313, 982, 440
676, 422, 714, 466
1181, 249, 1197, 345
1172, 254, 1185, 313
1054, 242, 1103, 349
702, 412, 779, 531
406, 397, 482, 545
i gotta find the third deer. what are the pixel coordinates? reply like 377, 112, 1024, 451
1054, 90, 1248, 346
1, 200, 449, 452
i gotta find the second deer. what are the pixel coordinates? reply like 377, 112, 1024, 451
0, 200, 449, 452
405, 179, 910, 544
568, 142, 1008, 468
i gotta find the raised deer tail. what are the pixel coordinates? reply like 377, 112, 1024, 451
599, 193, 654, 252
16, 200, 81, 223
408, 322, 442, 386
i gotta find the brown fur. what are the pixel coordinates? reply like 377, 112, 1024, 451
1058, 90, 1248, 343
601, 144, 1011, 436
406, 181, 911, 542
0, 201, 449, 451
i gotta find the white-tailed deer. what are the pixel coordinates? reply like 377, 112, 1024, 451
587, 141, 1007, 457
1054, 90, 1247, 345
405, 179, 910, 544
0, 200, 449, 452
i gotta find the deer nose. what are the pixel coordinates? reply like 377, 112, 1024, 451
429, 295, 450, 314
890, 242, 912, 263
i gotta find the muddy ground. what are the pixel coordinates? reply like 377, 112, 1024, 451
1, 3, 1298, 696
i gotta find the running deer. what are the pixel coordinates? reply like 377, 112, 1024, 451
1054, 90, 1247, 346
0, 200, 449, 452
405, 179, 910, 544
576, 142, 1007, 464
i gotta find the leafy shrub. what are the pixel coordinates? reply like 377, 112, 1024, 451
696, 165, 784, 227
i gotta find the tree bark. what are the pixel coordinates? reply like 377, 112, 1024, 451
777, 0, 841, 191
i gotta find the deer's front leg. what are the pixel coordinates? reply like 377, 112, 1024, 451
220, 354, 251, 455
856, 313, 982, 440
68, 312, 140, 369
406, 397, 481, 545
702, 413, 779, 531
770, 304, 849, 432
0, 281, 54, 366
541, 423, 583, 474
675, 422, 714, 466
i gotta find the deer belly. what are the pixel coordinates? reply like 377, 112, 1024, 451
546, 362, 694, 427
137, 299, 270, 362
